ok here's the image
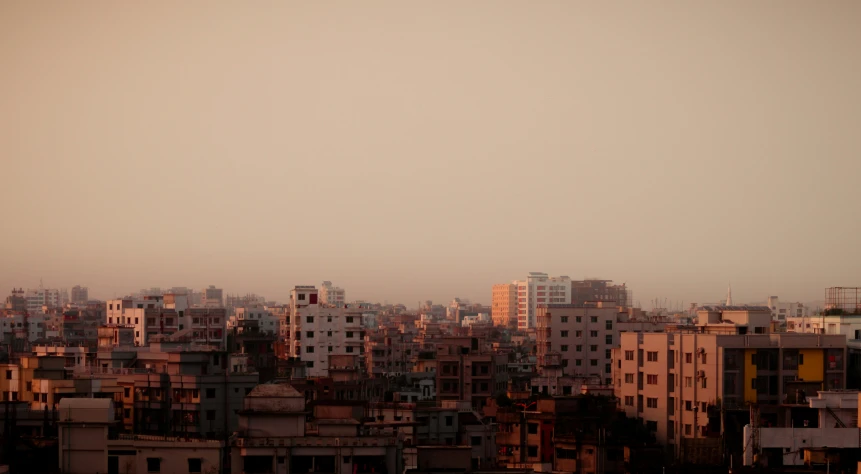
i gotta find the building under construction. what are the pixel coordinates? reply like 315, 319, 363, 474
825, 287, 861, 314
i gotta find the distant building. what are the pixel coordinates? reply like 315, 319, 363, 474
320, 281, 346, 307
288, 286, 364, 376
202, 285, 223, 307
491, 284, 517, 328
767, 295, 807, 320
495, 273, 628, 330
71, 286, 89, 305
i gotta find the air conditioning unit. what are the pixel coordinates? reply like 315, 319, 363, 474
697, 370, 705, 378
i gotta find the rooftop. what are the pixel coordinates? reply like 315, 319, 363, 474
247, 383, 302, 398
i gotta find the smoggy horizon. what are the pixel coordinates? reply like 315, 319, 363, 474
2, 2, 860, 307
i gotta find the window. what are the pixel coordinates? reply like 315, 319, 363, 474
206, 410, 215, 421
346, 331, 353, 338
590, 359, 597, 366
445, 416, 453, 427
4, 370, 10, 380
605, 363, 611, 374
647, 351, 658, 362
590, 345, 597, 352
307, 361, 314, 368
528, 446, 538, 457
646, 398, 658, 408
684, 424, 692, 435
528, 423, 538, 434
701, 378, 707, 389
591, 316, 598, 323
346, 316, 354, 323
701, 353, 707, 364
685, 401, 692, 411
306, 331, 314, 338
328, 346, 333, 352
188, 458, 202, 474
685, 353, 693, 363
561, 330, 568, 337
561, 316, 568, 323
576, 316, 582, 323
298, 294, 306, 300
590, 330, 598, 337
26, 382, 32, 392
206, 388, 216, 399
561, 345, 569, 352
306, 316, 313, 323
576, 345, 582, 352
685, 377, 692, 387
646, 420, 658, 432
575, 360, 582, 366
647, 374, 658, 385
605, 335, 613, 344
147, 458, 161, 473
605, 320, 613, 330
605, 349, 612, 359
575, 330, 582, 337
625, 373, 634, 383
306, 346, 314, 353
625, 350, 634, 361
471, 436, 482, 446
327, 331, 332, 337
347, 347, 354, 353
624, 396, 634, 406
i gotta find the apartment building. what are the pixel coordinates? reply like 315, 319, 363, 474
202, 285, 223, 307
514, 273, 572, 330
231, 383, 403, 474
365, 326, 418, 377
495, 274, 629, 330
535, 304, 665, 386
58, 398, 223, 474
320, 280, 346, 307
88, 346, 259, 437
614, 305, 847, 460
288, 286, 364, 376
491, 284, 517, 328
435, 337, 509, 411
228, 306, 279, 335
70, 285, 89, 305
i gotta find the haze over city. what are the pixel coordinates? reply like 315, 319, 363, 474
2, 1, 860, 306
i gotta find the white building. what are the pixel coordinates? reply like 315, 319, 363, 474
514, 273, 573, 330
461, 313, 491, 327
319, 281, 346, 307
288, 286, 364, 376
743, 391, 860, 467
767, 296, 808, 321
228, 307, 280, 335
787, 313, 861, 339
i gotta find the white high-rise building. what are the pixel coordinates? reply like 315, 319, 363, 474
319, 281, 346, 307
767, 296, 808, 320
288, 286, 363, 376
514, 273, 573, 330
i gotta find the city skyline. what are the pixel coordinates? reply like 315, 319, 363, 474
2, 2, 860, 308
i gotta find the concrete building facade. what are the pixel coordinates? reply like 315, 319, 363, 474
491, 284, 517, 328
614, 314, 846, 458
320, 281, 346, 307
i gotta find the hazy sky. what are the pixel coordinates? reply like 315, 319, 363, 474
2, 1, 860, 307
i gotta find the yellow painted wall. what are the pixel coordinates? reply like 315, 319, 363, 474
744, 349, 757, 403
799, 349, 824, 383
